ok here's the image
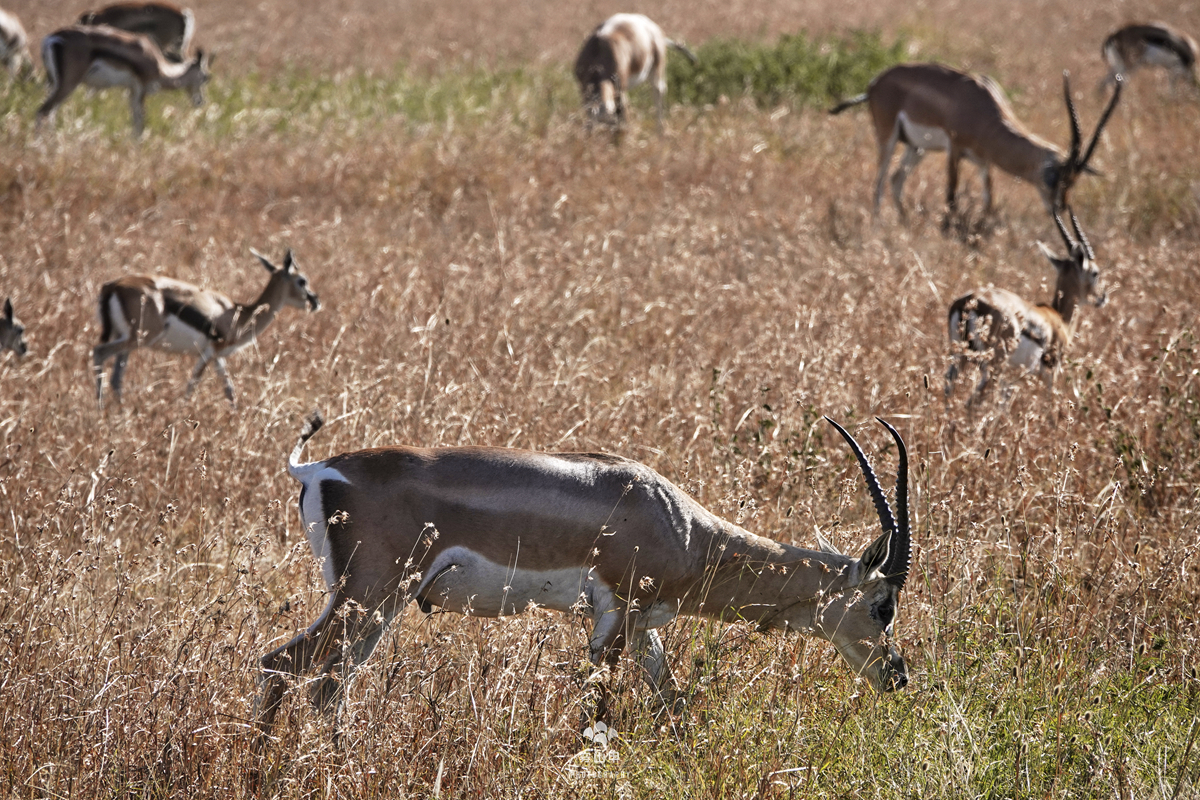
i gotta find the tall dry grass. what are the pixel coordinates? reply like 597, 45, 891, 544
0, 0, 1199, 796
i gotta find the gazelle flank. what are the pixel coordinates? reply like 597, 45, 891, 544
1101, 23, 1198, 93
36, 25, 210, 138
256, 414, 912, 744
575, 13, 697, 132
79, 2, 196, 62
0, 6, 31, 78
945, 205, 1105, 402
93, 249, 319, 408
2, 298, 27, 358
829, 65, 1122, 220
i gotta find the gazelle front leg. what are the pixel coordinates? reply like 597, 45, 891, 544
212, 357, 236, 407
185, 350, 213, 398
128, 84, 147, 139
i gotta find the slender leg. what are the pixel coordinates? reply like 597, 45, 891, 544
213, 357, 236, 407
631, 628, 679, 711
873, 122, 902, 217
110, 353, 129, 400
129, 85, 147, 139
890, 145, 925, 222
185, 352, 213, 398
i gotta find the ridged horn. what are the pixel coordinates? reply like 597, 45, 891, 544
875, 417, 911, 588
825, 416, 897, 545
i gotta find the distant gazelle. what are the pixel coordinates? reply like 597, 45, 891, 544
1, 298, 27, 358
575, 13, 697, 132
78, 2, 196, 62
36, 25, 210, 138
945, 205, 1105, 402
0, 6, 31, 78
1101, 23, 1198, 93
93, 249, 320, 408
829, 66, 1122, 220
255, 414, 912, 744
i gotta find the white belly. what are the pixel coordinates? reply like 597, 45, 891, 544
418, 545, 598, 617
898, 112, 950, 151
84, 59, 139, 90
1008, 334, 1045, 373
1142, 44, 1185, 69
154, 318, 211, 354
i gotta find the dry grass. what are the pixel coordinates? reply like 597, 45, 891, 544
1, 0, 1199, 797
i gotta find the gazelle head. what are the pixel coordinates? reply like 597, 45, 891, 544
252, 248, 321, 312
2, 298, 27, 358
803, 418, 911, 692
1049, 72, 1122, 208
182, 50, 211, 107
1038, 206, 1107, 311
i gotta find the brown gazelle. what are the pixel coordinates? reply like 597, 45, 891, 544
255, 413, 912, 744
575, 13, 697, 132
829, 66, 1122, 220
78, 2, 196, 62
36, 25, 210, 138
1, 298, 27, 358
0, 6, 31, 78
1101, 23, 1198, 93
945, 205, 1105, 402
93, 249, 319, 408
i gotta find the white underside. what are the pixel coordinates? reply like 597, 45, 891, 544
152, 317, 212, 354
898, 113, 950, 151
85, 60, 140, 90
1142, 45, 1185, 69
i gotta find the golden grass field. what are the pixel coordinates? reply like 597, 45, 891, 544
1, 0, 1199, 796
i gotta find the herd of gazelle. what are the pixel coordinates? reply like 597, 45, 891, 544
0, 1, 1193, 749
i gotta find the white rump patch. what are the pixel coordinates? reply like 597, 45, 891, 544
295, 464, 350, 589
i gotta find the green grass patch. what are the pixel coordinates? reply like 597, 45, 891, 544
667, 30, 908, 110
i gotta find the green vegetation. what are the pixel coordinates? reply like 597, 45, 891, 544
667, 30, 906, 109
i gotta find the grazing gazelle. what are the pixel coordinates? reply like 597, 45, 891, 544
93, 249, 319, 408
945, 205, 1105, 402
1, 298, 27, 358
1101, 23, 1198, 93
829, 66, 1122, 220
255, 413, 912, 743
0, 6, 31, 78
575, 13, 697, 132
36, 25, 210, 138
78, 2, 196, 62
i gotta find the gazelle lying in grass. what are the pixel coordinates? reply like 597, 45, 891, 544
1101, 22, 1198, 94
2, 298, 27, 358
575, 13, 697, 132
0, 6, 31, 78
78, 2, 196, 62
36, 24, 210, 138
256, 414, 911, 744
829, 67, 1121, 221
93, 249, 319, 408
945, 205, 1105, 402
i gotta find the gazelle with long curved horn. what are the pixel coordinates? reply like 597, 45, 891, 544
945, 205, 1105, 402
78, 2, 196, 62
36, 24, 210, 138
829, 65, 1122, 220
1, 298, 27, 358
255, 414, 911, 744
92, 249, 319, 408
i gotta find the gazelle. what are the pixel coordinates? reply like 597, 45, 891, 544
1, 298, 27, 358
0, 6, 31, 78
1101, 23, 1198, 93
575, 13, 697, 132
92, 249, 319, 408
36, 25, 210, 138
944, 205, 1105, 402
78, 2, 196, 62
256, 414, 911, 744
829, 65, 1122, 220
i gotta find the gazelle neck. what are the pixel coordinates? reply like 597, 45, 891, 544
683, 517, 856, 628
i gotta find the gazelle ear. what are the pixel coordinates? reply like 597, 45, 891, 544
1036, 241, 1057, 262
859, 530, 891, 575
250, 248, 277, 273
815, 529, 844, 556
3, 298, 11, 322
283, 249, 296, 273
